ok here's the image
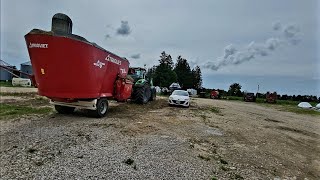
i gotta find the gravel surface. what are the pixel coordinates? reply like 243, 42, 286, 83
0, 97, 319, 179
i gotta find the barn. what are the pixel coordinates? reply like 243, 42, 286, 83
0, 60, 14, 81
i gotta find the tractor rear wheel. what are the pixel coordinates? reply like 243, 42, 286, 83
55, 105, 75, 114
133, 84, 151, 104
90, 98, 108, 118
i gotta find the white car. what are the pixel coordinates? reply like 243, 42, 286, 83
168, 90, 190, 107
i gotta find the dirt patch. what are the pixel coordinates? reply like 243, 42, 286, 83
275, 126, 318, 138
0, 86, 38, 93
0, 96, 26, 103
264, 118, 282, 123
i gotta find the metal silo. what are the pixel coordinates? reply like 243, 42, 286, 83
20, 61, 33, 78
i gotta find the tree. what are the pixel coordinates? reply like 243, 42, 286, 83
154, 65, 177, 87
228, 83, 242, 96
192, 65, 202, 89
281, 94, 288, 100
174, 55, 193, 89
153, 51, 177, 87
159, 51, 174, 68
218, 89, 228, 98
146, 66, 156, 80
292, 95, 296, 101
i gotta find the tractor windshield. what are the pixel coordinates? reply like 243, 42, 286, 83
134, 70, 142, 77
128, 68, 146, 82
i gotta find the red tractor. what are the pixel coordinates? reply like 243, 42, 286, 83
23, 13, 155, 117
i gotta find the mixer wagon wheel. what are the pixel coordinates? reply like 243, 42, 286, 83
54, 105, 75, 114
134, 84, 151, 104
90, 98, 108, 118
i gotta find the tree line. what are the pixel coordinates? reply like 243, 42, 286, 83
147, 51, 202, 89
212, 82, 319, 102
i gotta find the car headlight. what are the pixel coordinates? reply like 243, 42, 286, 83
184, 99, 189, 101
169, 97, 173, 100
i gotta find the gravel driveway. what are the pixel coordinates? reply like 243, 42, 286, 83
0, 97, 319, 179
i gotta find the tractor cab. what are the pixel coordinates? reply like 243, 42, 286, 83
128, 67, 146, 83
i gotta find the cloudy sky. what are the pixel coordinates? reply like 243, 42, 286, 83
1, 0, 319, 95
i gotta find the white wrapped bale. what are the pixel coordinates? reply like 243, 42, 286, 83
12, 78, 32, 87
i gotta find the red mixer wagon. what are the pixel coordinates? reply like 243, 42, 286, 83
24, 13, 137, 117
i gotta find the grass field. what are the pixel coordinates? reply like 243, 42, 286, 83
0, 104, 52, 120
0, 81, 35, 88
223, 96, 320, 116
0, 92, 52, 120
0, 81, 13, 87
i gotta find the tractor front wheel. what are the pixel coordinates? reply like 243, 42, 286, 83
90, 98, 108, 118
55, 105, 75, 114
133, 84, 151, 104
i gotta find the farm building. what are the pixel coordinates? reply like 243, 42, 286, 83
20, 61, 33, 78
0, 60, 15, 81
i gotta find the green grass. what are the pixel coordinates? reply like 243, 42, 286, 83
275, 99, 318, 107
256, 99, 320, 116
224, 96, 320, 116
0, 81, 13, 87
192, 106, 223, 120
278, 106, 320, 116
200, 114, 207, 121
210, 107, 221, 114
0, 81, 35, 88
156, 93, 169, 97
225, 96, 243, 101
225, 96, 317, 105
0, 104, 52, 119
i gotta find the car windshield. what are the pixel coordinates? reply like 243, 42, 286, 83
172, 90, 189, 96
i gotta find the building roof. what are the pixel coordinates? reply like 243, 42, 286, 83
0, 59, 12, 66
21, 61, 32, 66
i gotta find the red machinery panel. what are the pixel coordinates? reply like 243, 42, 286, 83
25, 33, 130, 99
